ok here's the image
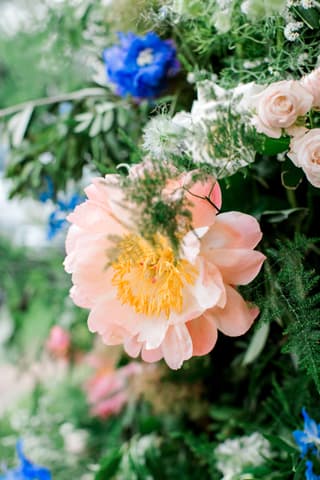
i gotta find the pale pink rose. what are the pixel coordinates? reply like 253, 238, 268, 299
64, 173, 265, 370
46, 326, 70, 358
301, 67, 320, 108
288, 128, 320, 188
252, 80, 313, 138
84, 361, 142, 418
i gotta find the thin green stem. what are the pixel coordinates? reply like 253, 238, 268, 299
0, 88, 107, 118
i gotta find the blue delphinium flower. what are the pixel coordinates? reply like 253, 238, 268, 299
0, 441, 51, 480
39, 176, 55, 203
47, 193, 84, 240
38, 177, 84, 239
293, 408, 320, 457
306, 460, 320, 480
103, 32, 180, 99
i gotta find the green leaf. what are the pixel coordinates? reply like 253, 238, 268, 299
102, 110, 114, 132
260, 208, 308, 223
263, 434, 297, 455
8, 105, 33, 147
257, 135, 290, 156
95, 449, 122, 480
243, 321, 270, 365
89, 114, 102, 137
293, 6, 320, 29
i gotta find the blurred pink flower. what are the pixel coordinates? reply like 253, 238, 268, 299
64, 171, 265, 369
251, 80, 313, 138
85, 361, 142, 418
46, 325, 70, 358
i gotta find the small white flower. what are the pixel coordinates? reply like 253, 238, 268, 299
284, 21, 303, 41
142, 115, 185, 159
215, 432, 272, 480
38, 151, 54, 165
286, 0, 300, 5
300, 0, 314, 8
241, 0, 250, 14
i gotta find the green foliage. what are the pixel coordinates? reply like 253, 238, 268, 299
265, 236, 320, 394
4, 97, 148, 198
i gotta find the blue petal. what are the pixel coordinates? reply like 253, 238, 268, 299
39, 176, 54, 203
102, 30, 179, 99
293, 430, 312, 457
305, 460, 320, 480
0, 442, 51, 480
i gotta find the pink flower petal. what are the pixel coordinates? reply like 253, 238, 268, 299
67, 201, 125, 236
91, 391, 127, 418
88, 294, 139, 342
185, 178, 222, 228
124, 336, 142, 358
206, 285, 259, 337
70, 285, 93, 309
208, 249, 266, 285
136, 315, 169, 350
161, 324, 193, 369
186, 315, 218, 356
201, 212, 263, 251
141, 347, 163, 363
65, 224, 82, 255
169, 259, 226, 327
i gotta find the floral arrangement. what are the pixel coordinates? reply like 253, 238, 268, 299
1, 0, 320, 478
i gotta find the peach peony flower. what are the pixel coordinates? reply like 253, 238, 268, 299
64, 173, 265, 369
288, 128, 320, 188
252, 80, 313, 139
46, 325, 70, 358
301, 67, 320, 109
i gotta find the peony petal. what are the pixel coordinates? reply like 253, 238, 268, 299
206, 285, 259, 337
161, 324, 193, 369
208, 248, 266, 285
67, 201, 125, 236
136, 315, 168, 350
186, 178, 222, 228
164, 174, 221, 228
201, 212, 263, 252
187, 315, 218, 356
141, 347, 163, 363
181, 230, 201, 264
88, 294, 139, 342
65, 224, 82, 255
124, 336, 142, 358
169, 259, 226, 326
70, 285, 93, 309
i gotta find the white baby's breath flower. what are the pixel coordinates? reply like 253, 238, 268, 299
240, 0, 250, 13
284, 21, 303, 41
215, 432, 272, 480
300, 0, 314, 7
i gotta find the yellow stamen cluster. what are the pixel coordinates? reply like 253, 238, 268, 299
112, 234, 197, 317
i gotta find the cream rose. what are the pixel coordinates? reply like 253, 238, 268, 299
301, 67, 320, 108
288, 128, 320, 188
252, 80, 313, 139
